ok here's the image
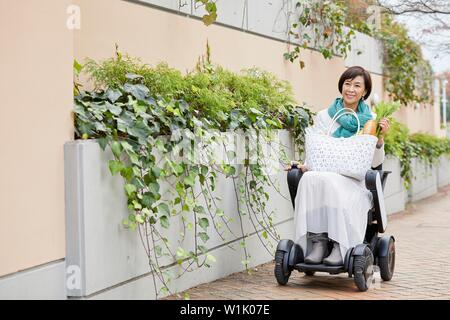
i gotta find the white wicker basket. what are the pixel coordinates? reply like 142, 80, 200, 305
305, 108, 378, 181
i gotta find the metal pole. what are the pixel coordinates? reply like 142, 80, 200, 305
443, 79, 448, 131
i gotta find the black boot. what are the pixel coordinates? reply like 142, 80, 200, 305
304, 232, 329, 264
323, 241, 343, 266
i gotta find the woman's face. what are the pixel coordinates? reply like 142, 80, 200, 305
342, 75, 366, 106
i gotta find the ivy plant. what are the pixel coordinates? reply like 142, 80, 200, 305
195, 0, 217, 26
384, 119, 450, 189
284, 0, 356, 69
74, 51, 314, 299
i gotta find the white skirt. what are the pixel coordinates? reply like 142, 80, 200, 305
293, 171, 373, 262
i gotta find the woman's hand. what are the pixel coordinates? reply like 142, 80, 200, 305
378, 118, 390, 136
377, 118, 390, 146
284, 161, 307, 173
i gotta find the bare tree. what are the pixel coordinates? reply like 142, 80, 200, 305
377, 0, 450, 15
376, 0, 450, 56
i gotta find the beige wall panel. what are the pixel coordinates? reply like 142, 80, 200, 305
0, 0, 73, 276
73, 0, 356, 113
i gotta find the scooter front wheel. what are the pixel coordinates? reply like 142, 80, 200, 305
274, 250, 291, 285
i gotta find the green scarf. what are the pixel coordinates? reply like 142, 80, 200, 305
327, 98, 373, 138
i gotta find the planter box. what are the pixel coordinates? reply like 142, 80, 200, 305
64, 131, 296, 299
408, 158, 438, 202
437, 155, 450, 188
382, 156, 406, 215
65, 133, 441, 299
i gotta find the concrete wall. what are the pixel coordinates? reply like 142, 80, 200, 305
383, 156, 406, 215
409, 158, 439, 202
437, 155, 450, 188
64, 133, 295, 299
0, 0, 74, 277
383, 155, 450, 213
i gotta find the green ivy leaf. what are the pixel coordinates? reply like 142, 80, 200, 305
198, 232, 210, 243
157, 203, 170, 216
141, 208, 151, 217
216, 209, 224, 217
124, 83, 149, 101
194, 205, 206, 214
176, 181, 186, 197
184, 174, 195, 187
106, 89, 122, 104
129, 152, 140, 166
160, 287, 169, 295
223, 165, 236, 177
111, 141, 122, 158
132, 101, 147, 114
142, 193, 156, 207
126, 73, 144, 81
160, 215, 170, 229
249, 108, 263, 115
135, 214, 144, 224
109, 160, 124, 176
198, 218, 209, 230
155, 139, 167, 152
124, 184, 137, 196
98, 137, 108, 150
121, 141, 134, 152
152, 167, 161, 178
202, 13, 217, 26
132, 200, 142, 210
127, 120, 151, 143
73, 59, 83, 74
148, 182, 160, 194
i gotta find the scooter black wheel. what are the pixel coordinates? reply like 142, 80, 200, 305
378, 237, 395, 281
353, 246, 374, 292
274, 250, 291, 285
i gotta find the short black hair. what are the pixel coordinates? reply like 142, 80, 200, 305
338, 66, 372, 100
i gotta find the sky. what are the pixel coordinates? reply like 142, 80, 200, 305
395, 14, 450, 74
379, 0, 450, 74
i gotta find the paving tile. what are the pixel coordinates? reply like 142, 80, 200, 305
166, 185, 450, 300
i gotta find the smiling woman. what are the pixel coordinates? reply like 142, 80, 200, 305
338, 66, 372, 109
288, 66, 390, 267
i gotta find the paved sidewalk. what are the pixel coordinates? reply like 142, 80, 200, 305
168, 185, 450, 300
